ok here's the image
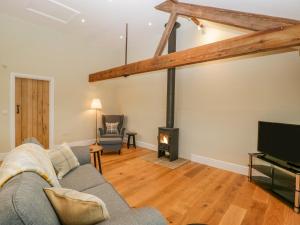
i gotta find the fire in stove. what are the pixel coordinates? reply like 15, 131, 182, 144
160, 133, 169, 145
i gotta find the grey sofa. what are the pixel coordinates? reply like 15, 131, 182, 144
99, 115, 125, 154
0, 145, 167, 225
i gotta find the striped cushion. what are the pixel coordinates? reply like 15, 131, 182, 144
106, 122, 119, 134
47, 143, 79, 180
44, 187, 110, 225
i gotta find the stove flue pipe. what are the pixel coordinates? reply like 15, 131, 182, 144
166, 22, 180, 128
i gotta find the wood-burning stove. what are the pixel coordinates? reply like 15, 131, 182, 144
157, 22, 180, 162
158, 127, 179, 161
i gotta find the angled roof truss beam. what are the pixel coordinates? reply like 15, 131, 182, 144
89, 0, 300, 82
155, 0, 300, 31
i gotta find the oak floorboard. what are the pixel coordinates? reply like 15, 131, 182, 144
100, 147, 300, 225
218, 205, 246, 225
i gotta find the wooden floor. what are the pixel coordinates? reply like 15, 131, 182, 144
100, 147, 300, 225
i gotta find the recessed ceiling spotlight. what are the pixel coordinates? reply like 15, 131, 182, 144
148, 22, 152, 26
120, 35, 124, 39
81, 18, 85, 23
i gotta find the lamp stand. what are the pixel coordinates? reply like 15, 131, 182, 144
95, 109, 99, 145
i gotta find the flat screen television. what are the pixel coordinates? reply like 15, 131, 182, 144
258, 121, 300, 165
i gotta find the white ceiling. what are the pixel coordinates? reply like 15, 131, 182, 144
0, 0, 300, 47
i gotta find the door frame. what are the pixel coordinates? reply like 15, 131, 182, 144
10, 73, 55, 149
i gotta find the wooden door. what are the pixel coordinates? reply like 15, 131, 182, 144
15, 78, 50, 148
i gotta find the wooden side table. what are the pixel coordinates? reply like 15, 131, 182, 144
90, 145, 103, 174
126, 132, 137, 149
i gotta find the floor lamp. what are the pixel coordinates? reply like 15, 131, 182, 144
91, 98, 102, 145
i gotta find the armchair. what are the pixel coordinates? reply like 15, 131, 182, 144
99, 115, 125, 154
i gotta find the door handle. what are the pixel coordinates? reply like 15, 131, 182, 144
16, 105, 20, 114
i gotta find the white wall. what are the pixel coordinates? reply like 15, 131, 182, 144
114, 19, 300, 166
0, 14, 121, 153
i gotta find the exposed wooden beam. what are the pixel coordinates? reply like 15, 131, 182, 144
89, 24, 300, 82
155, 12, 178, 57
155, 1, 300, 31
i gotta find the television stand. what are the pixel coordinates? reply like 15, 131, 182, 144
249, 153, 300, 213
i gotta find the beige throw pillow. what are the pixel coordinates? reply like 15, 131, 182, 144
44, 187, 110, 225
48, 143, 80, 179
105, 122, 119, 134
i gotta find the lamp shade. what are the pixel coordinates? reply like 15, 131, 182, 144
91, 98, 102, 109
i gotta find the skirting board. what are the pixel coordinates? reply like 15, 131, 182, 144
68, 138, 157, 151
123, 137, 157, 151
124, 139, 248, 176
191, 154, 248, 176
136, 141, 157, 151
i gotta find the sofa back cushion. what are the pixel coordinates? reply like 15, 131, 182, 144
0, 172, 61, 225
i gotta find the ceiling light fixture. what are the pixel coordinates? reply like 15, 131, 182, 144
81, 18, 85, 23
120, 35, 124, 39
197, 24, 204, 31
148, 22, 152, 26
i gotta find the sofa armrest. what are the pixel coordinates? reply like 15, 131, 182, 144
98, 207, 167, 225
70, 146, 91, 165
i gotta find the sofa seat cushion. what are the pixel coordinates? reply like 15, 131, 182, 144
0, 172, 60, 225
94, 208, 168, 225
84, 183, 130, 219
60, 164, 106, 191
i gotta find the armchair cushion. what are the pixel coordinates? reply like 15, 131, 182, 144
101, 134, 123, 138
105, 122, 119, 134
102, 115, 124, 134
99, 137, 122, 145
